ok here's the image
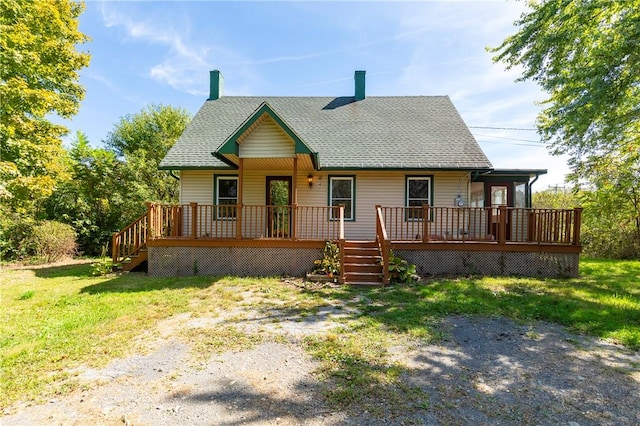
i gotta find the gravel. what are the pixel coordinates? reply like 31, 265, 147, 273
4, 300, 639, 425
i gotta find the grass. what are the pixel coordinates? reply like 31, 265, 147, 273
1, 258, 638, 412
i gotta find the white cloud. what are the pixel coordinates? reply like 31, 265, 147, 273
98, 3, 255, 96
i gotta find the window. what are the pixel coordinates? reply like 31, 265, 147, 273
470, 182, 485, 208
514, 182, 526, 208
215, 176, 238, 219
406, 176, 432, 220
329, 176, 354, 220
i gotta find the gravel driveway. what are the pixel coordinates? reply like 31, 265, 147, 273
4, 294, 639, 425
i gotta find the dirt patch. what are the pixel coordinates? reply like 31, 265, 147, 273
4, 301, 639, 425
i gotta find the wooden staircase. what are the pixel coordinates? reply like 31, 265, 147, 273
120, 248, 148, 272
342, 241, 384, 286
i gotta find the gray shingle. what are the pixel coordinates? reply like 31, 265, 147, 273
159, 96, 493, 170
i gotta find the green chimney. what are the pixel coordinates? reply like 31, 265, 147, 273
354, 70, 366, 101
209, 70, 223, 100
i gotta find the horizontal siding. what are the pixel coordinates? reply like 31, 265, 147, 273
239, 117, 295, 158
180, 171, 214, 204
179, 169, 471, 241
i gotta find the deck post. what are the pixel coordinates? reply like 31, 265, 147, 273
190, 202, 198, 238
237, 158, 244, 240
145, 202, 154, 239
422, 204, 429, 242
291, 157, 298, 240
338, 205, 345, 284
498, 205, 507, 244
111, 232, 119, 264
291, 203, 298, 241
572, 207, 583, 246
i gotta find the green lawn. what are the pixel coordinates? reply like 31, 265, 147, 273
1, 258, 638, 410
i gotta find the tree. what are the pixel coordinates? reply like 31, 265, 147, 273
0, 0, 90, 214
532, 187, 577, 210
492, 0, 640, 258
45, 132, 128, 255
104, 104, 191, 206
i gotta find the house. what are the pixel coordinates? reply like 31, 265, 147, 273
113, 70, 582, 282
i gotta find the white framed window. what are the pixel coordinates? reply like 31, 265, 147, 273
214, 175, 238, 219
406, 176, 432, 221
329, 176, 355, 220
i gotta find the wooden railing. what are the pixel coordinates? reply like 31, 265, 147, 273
379, 206, 582, 245
112, 211, 148, 264
376, 205, 391, 285
131, 203, 342, 241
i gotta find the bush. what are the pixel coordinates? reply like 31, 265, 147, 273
28, 221, 77, 263
388, 251, 419, 283
0, 215, 36, 261
312, 241, 341, 276
91, 245, 115, 276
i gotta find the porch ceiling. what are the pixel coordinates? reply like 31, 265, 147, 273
242, 154, 315, 171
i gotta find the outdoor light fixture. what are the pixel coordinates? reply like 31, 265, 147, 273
307, 174, 314, 188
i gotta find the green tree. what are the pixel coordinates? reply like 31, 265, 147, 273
532, 187, 577, 210
492, 0, 640, 258
104, 104, 191, 205
0, 0, 90, 213
45, 132, 128, 255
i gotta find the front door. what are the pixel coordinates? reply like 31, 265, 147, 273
266, 176, 292, 238
486, 183, 512, 240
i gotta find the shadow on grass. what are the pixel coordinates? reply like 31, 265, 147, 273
80, 273, 224, 294
26, 261, 223, 294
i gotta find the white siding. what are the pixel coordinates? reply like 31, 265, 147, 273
239, 117, 295, 158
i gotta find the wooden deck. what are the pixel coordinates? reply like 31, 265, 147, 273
112, 203, 582, 276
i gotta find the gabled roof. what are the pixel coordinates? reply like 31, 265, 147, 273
159, 96, 493, 171
215, 102, 319, 169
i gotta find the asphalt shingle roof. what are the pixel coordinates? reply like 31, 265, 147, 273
159, 96, 493, 170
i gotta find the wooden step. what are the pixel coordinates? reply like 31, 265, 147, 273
343, 263, 382, 273
344, 254, 380, 264
343, 247, 380, 256
344, 240, 378, 249
341, 240, 384, 286
121, 249, 148, 272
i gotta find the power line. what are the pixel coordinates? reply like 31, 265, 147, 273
476, 139, 547, 147
469, 126, 538, 131
472, 133, 546, 144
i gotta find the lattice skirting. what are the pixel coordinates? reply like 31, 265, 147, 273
148, 246, 322, 277
395, 250, 579, 278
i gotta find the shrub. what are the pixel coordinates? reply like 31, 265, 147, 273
0, 215, 36, 261
29, 221, 77, 263
388, 251, 419, 283
312, 241, 341, 276
91, 245, 115, 276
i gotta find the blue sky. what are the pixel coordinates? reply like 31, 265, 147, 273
65, 0, 570, 190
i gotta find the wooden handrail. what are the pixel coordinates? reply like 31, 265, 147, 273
112, 209, 150, 264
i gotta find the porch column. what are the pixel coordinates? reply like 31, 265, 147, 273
291, 156, 298, 240
236, 158, 244, 240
